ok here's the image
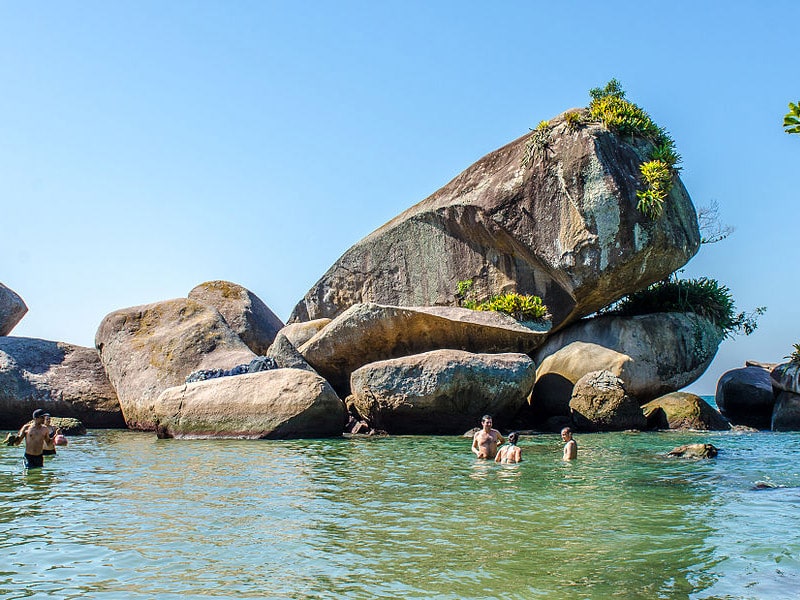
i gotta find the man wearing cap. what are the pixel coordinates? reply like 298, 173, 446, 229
14, 409, 53, 469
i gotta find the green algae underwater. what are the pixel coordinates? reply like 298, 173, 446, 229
2, 419, 799, 599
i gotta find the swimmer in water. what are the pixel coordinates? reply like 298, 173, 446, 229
495, 431, 522, 463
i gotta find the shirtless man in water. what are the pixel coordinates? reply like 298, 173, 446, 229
15, 409, 53, 469
472, 414, 504, 459
561, 427, 577, 460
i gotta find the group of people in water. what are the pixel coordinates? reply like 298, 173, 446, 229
471, 414, 577, 463
4, 408, 68, 470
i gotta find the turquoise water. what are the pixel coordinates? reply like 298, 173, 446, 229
2, 426, 799, 599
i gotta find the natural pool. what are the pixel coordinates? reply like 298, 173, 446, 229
2, 425, 799, 599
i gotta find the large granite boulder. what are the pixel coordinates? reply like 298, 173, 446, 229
771, 391, 800, 431
349, 349, 535, 434
770, 362, 800, 395
152, 369, 345, 439
641, 392, 730, 431
299, 303, 549, 395
715, 366, 775, 430
0, 337, 123, 429
532, 312, 723, 418
569, 370, 647, 432
188, 280, 284, 355
290, 110, 700, 330
95, 298, 256, 430
0, 283, 28, 336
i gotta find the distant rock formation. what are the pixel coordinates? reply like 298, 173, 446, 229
0, 337, 123, 429
290, 110, 700, 330
349, 349, 535, 434
188, 280, 284, 355
0, 282, 27, 336
715, 366, 775, 430
152, 369, 345, 439
95, 298, 255, 430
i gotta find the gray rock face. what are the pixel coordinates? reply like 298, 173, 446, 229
532, 312, 723, 418
152, 369, 345, 439
715, 366, 775, 430
278, 319, 331, 349
569, 370, 647, 432
0, 337, 123, 429
95, 298, 256, 430
641, 392, 730, 431
0, 283, 28, 336
771, 391, 800, 431
290, 111, 700, 330
265, 332, 316, 373
298, 303, 549, 395
188, 280, 284, 356
349, 349, 535, 434
770, 362, 800, 395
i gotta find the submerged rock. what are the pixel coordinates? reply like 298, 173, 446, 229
0, 282, 28, 336
642, 392, 730, 431
349, 349, 535, 434
569, 370, 646, 432
152, 369, 345, 439
299, 303, 548, 395
291, 111, 700, 330
0, 337, 123, 429
667, 443, 718, 459
95, 298, 255, 430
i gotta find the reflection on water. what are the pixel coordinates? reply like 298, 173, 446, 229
1, 429, 799, 598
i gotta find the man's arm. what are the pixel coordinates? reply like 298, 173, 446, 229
493, 429, 505, 445
14, 424, 30, 445
471, 433, 480, 456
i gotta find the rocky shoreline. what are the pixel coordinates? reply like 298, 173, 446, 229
2, 107, 793, 437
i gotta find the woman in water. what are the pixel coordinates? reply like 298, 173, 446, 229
495, 431, 522, 464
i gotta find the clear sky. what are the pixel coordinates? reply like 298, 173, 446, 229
1, 1, 797, 395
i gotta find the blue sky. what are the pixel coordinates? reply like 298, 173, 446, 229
1, 1, 797, 395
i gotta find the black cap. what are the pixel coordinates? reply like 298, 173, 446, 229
32, 409, 46, 419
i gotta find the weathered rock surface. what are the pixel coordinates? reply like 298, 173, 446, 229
349, 349, 535, 434
667, 443, 718, 459
50, 417, 86, 435
0, 283, 28, 336
279, 319, 331, 349
532, 312, 723, 418
770, 362, 800, 395
265, 332, 316, 373
152, 369, 345, 439
771, 391, 800, 432
0, 337, 123, 429
569, 370, 647, 432
641, 392, 730, 431
188, 280, 284, 355
299, 303, 549, 395
290, 111, 700, 330
715, 366, 775, 430
95, 298, 256, 430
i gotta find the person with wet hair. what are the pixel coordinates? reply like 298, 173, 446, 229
495, 431, 522, 464
561, 427, 577, 460
471, 414, 504, 459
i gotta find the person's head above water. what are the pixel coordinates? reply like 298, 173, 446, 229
508, 432, 519, 445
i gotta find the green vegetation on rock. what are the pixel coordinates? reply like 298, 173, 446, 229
787, 343, 800, 363
588, 79, 682, 219
784, 101, 800, 134
608, 276, 765, 339
456, 279, 548, 322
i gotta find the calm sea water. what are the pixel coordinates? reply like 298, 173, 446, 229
2, 406, 799, 599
